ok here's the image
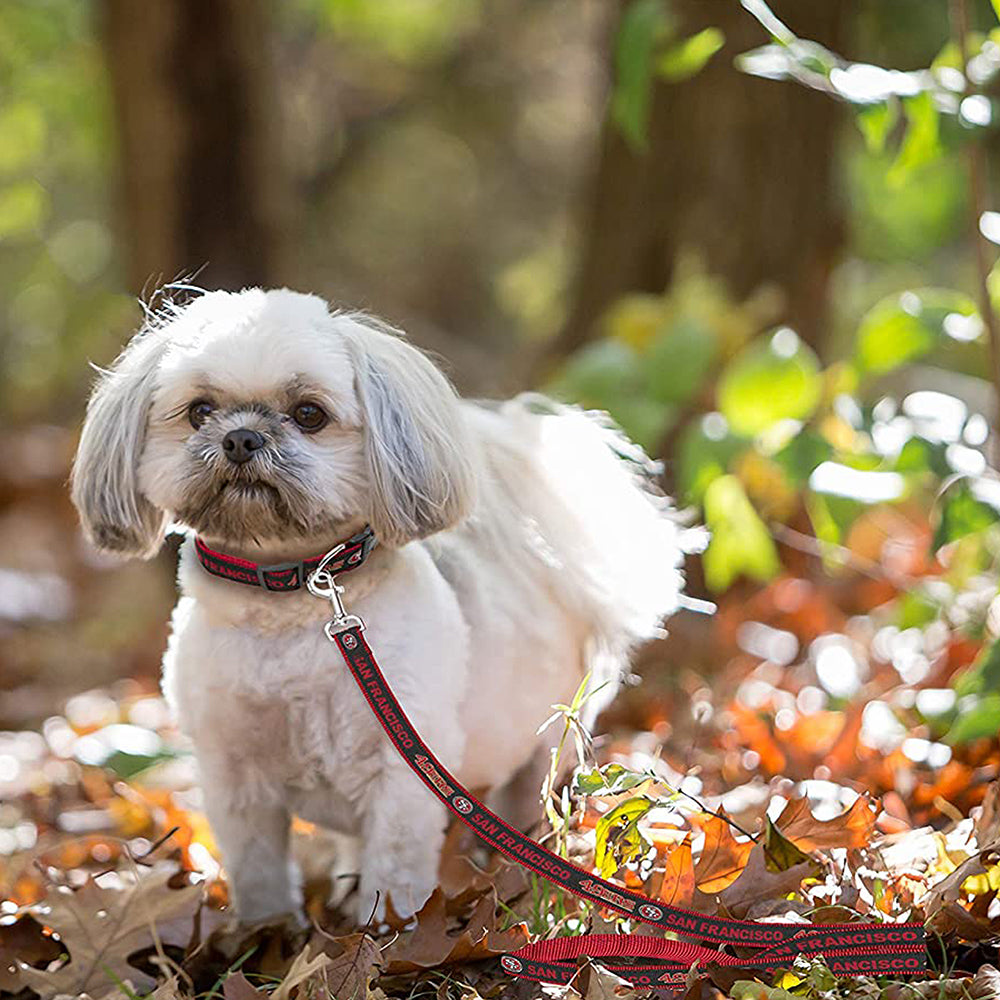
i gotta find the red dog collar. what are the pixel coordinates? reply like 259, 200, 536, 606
193, 526, 377, 592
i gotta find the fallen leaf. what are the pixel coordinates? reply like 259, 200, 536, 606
926, 900, 997, 941
694, 813, 753, 893
731, 706, 786, 776
17, 867, 204, 998
975, 782, 1000, 849
222, 971, 267, 1000
0, 915, 62, 993
656, 836, 695, 905
924, 852, 989, 918
384, 888, 529, 973
774, 794, 877, 852
270, 941, 335, 1000
318, 932, 381, 1000
971, 964, 1000, 1000
762, 818, 813, 872
713, 844, 818, 917
569, 958, 641, 999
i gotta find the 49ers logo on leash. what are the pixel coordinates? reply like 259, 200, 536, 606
637, 903, 664, 921
452, 795, 474, 815
500, 957, 523, 974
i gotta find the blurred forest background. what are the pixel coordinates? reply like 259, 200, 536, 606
7, 1, 1000, 996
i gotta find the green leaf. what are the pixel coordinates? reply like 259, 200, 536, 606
104, 748, 180, 780
594, 796, 654, 878
774, 430, 832, 485
678, 417, 745, 504
702, 475, 780, 591
550, 339, 643, 404
657, 27, 725, 83
608, 397, 674, 452
856, 100, 898, 155
888, 91, 941, 188
895, 436, 951, 478
644, 316, 720, 404
946, 694, 1000, 744
763, 817, 813, 872
575, 762, 654, 796
854, 288, 980, 376
611, 0, 671, 152
993, 0, 1000, 26
933, 477, 1000, 551
897, 590, 939, 630
717, 329, 821, 436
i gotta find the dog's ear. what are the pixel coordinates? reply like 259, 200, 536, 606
71, 327, 170, 559
345, 316, 476, 548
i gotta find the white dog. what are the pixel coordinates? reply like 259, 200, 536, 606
70, 288, 682, 926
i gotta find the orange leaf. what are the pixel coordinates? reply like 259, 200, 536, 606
825, 704, 865, 775
694, 813, 753, 893
775, 794, 877, 852
657, 836, 695, 905
731, 705, 786, 775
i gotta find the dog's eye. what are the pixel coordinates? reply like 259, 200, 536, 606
292, 402, 328, 433
188, 400, 215, 429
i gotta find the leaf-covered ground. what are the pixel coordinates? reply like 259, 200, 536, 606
4, 437, 1000, 999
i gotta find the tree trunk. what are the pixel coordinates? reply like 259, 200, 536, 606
102, 0, 288, 293
553, 0, 848, 362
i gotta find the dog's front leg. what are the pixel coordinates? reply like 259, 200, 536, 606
358, 759, 446, 923
199, 760, 302, 925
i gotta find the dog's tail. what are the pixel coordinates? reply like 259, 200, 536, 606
464, 394, 685, 713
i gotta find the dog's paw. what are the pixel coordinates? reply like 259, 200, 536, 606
356, 877, 434, 930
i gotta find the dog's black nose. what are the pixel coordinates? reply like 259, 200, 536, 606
222, 428, 265, 464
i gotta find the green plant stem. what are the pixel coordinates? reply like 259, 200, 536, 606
951, 0, 1000, 459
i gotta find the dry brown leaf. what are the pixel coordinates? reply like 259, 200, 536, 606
270, 942, 336, 1000
222, 971, 267, 1000
694, 814, 753, 893
970, 964, 1000, 1000
0, 915, 62, 993
384, 888, 529, 973
569, 958, 642, 999
975, 782, 1000, 849
16, 868, 203, 999
883, 967, 1000, 1000
926, 901, 997, 941
149, 974, 190, 1000
712, 844, 815, 918
924, 852, 988, 918
318, 932, 381, 1000
774, 794, 877, 852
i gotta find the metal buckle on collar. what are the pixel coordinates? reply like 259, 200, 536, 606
256, 560, 306, 591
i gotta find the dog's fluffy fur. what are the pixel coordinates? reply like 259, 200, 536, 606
71, 288, 682, 924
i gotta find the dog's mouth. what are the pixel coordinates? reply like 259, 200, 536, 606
219, 479, 281, 501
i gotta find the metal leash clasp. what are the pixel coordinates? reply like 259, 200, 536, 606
306, 543, 366, 640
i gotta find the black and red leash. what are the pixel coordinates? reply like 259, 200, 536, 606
197, 533, 928, 989
327, 624, 925, 987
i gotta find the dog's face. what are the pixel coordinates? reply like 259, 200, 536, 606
71, 289, 475, 556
